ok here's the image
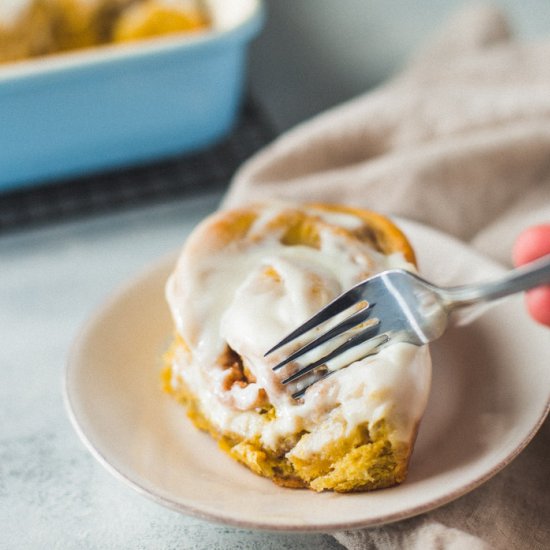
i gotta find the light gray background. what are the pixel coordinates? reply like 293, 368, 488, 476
249, 0, 550, 131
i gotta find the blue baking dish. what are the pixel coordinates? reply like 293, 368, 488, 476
0, 0, 263, 192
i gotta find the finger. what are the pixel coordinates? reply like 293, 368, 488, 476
512, 224, 550, 266
525, 287, 550, 326
512, 224, 550, 327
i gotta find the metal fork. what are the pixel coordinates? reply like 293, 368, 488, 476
266, 254, 550, 399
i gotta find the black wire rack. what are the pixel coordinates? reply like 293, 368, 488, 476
0, 98, 275, 232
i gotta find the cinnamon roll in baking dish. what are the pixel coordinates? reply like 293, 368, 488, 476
163, 203, 431, 492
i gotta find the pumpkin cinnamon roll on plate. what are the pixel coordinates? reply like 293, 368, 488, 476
164, 203, 431, 492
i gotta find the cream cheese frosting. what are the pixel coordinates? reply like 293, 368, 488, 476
165, 203, 432, 453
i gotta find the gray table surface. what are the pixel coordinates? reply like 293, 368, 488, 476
0, 192, 345, 549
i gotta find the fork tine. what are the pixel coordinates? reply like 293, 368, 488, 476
281, 323, 385, 385
264, 281, 369, 356
290, 333, 390, 398
272, 304, 376, 371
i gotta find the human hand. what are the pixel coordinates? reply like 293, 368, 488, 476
512, 225, 550, 326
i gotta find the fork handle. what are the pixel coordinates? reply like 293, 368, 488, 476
441, 254, 550, 310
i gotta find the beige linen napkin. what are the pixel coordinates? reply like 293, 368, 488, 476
224, 4, 550, 549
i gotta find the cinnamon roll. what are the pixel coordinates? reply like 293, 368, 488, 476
164, 203, 431, 492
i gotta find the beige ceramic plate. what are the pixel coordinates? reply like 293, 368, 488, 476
65, 219, 549, 532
